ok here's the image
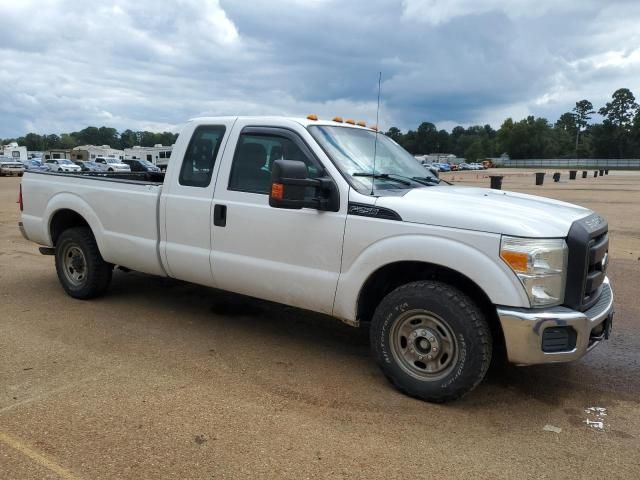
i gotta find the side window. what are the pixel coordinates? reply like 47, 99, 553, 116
179, 125, 226, 187
228, 133, 321, 195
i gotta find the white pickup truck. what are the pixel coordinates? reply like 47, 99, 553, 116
18, 116, 614, 402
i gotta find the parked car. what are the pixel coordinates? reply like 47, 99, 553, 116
438, 163, 451, 172
22, 159, 49, 173
95, 157, 131, 173
469, 163, 484, 170
123, 159, 161, 172
457, 163, 471, 170
75, 161, 108, 172
19, 115, 614, 403
45, 159, 82, 173
0, 156, 26, 176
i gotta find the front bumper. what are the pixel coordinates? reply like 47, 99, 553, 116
497, 277, 614, 365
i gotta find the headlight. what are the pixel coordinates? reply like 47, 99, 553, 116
500, 236, 567, 307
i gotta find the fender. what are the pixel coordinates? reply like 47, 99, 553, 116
332, 231, 529, 324
43, 192, 108, 255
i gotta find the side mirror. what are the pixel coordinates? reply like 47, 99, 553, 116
269, 160, 339, 212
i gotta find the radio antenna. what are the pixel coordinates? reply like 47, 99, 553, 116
371, 71, 382, 196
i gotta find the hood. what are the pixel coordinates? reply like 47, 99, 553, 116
376, 185, 591, 237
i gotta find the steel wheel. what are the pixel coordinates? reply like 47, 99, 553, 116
389, 309, 459, 381
61, 244, 87, 286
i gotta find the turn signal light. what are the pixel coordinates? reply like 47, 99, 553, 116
345, 119, 355, 125
332, 116, 343, 122
271, 182, 284, 200
500, 250, 529, 273
306, 114, 318, 121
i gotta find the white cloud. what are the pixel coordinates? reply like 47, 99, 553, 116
0, 0, 639, 137
401, 0, 593, 25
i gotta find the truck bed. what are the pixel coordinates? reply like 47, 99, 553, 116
21, 170, 167, 277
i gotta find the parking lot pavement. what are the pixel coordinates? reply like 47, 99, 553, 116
1, 173, 639, 479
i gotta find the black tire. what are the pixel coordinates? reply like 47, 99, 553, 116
370, 280, 492, 403
55, 227, 112, 299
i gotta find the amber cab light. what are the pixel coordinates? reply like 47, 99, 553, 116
306, 114, 318, 121
356, 121, 366, 127
332, 116, 343, 122
345, 119, 355, 125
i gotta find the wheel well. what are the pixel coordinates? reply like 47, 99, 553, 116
50, 209, 90, 245
357, 261, 505, 352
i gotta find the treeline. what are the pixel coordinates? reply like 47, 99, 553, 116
385, 88, 640, 160
1, 126, 178, 151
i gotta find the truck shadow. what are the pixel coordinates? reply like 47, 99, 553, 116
102, 270, 637, 414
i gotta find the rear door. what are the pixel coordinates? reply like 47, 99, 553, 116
210, 121, 347, 315
162, 120, 235, 286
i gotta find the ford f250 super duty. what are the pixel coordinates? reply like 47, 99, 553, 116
18, 116, 614, 402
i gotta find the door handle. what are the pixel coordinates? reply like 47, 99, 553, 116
214, 204, 227, 227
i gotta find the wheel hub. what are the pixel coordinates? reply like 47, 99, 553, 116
62, 245, 87, 286
390, 310, 459, 380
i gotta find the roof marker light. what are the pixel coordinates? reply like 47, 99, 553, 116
332, 116, 343, 122
307, 114, 318, 121
356, 121, 366, 127
345, 119, 356, 125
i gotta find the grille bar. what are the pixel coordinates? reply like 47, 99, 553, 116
565, 213, 609, 311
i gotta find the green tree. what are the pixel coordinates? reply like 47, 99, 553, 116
416, 122, 438, 153
598, 88, 638, 157
464, 140, 483, 161
384, 127, 402, 143
572, 100, 595, 157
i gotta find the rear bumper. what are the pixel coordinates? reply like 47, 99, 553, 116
497, 277, 614, 365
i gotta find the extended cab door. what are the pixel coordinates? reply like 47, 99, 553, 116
210, 121, 348, 315
161, 120, 235, 287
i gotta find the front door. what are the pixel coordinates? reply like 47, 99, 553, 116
210, 124, 347, 315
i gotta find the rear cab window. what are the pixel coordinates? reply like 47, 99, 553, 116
179, 125, 227, 187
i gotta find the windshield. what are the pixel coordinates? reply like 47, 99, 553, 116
139, 159, 155, 167
59, 159, 74, 165
106, 158, 120, 164
308, 125, 438, 193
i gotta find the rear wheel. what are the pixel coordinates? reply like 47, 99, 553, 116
55, 227, 112, 299
370, 280, 492, 403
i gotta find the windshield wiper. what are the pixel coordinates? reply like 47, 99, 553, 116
353, 172, 412, 186
410, 176, 441, 185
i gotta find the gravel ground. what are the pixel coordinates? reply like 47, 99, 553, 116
1, 171, 639, 479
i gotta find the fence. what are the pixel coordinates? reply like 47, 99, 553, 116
498, 158, 640, 169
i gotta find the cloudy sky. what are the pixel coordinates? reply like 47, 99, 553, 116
1, 0, 639, 138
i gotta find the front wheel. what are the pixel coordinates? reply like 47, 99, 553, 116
370, 280, 492, 403
55, 227, 112, 299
